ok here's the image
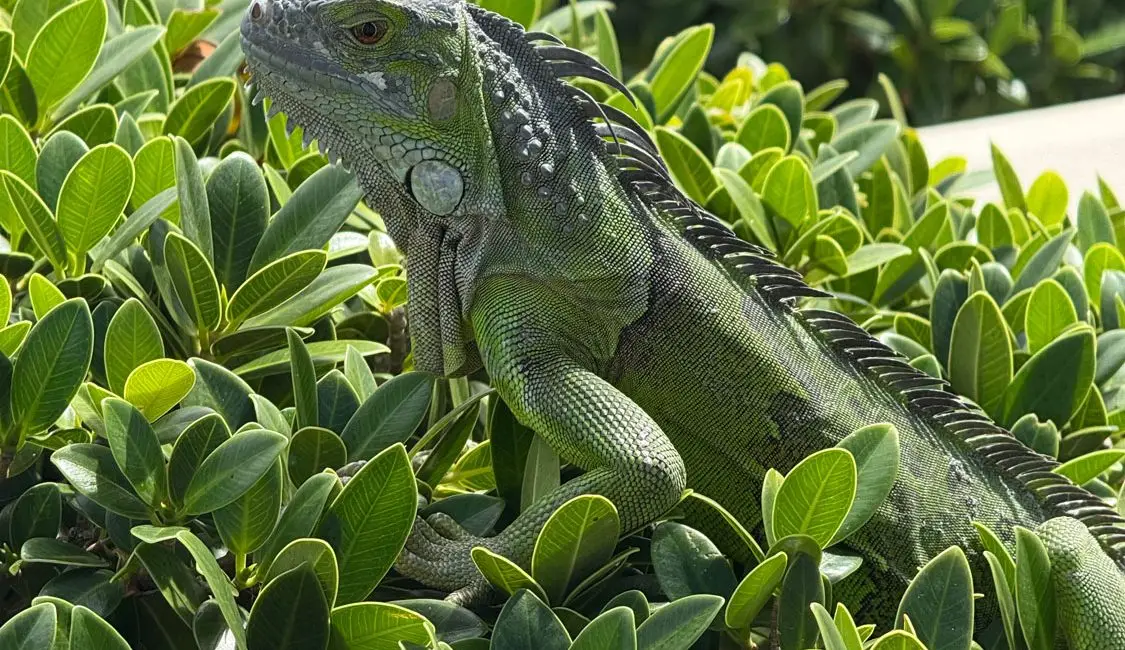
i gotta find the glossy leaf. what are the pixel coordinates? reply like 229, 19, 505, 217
895, 546, 973, 650
182, 429, 288, 515
25, 0, 107, 113
772, 448, 857, 547
318, 444, 417, 604
725, 551, 787, 629
56, 144, 134, 258
532, 495, 621, 604
948, 291, 1012, 416
11, 299, 93, 436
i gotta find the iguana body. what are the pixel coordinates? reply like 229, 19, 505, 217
240, 0, 1125, 642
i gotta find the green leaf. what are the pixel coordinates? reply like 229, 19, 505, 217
724, 551, 787, 629
51, 444, 150, 519
0, 603, 57, 650
344, 345, 378, 402
49, 103, 117, 147
983, 551, 1019, 650
777, 547, 824, 649
26, 0, 107, 115
21, 537, 108, 567
832, 423, 899, 544
318, 443, 417, 604
872, 631, 928, 650
29, 273, 65, 319
129, 136, 176, 212
215, 459, 281, 557
244, 264, 381, 329
647, 24, 713, 122
249, 165, 363, 273
948, 291, 1012, 416
173, 135, 213, 261
207, 152, 269, 290
991, 144, 1025, 212
9, 483, 61, 549
164, 8, 219, 56
175, 530, 247, 650
288, 426, 347, 487
69, 605, 129, 650
328, 601, 438, 650
1026, 171, 1068, 227
478, 0, 542, 27
1077, 191, 1115, 252
736, 104, 791, 153
592, 8, 622, 80
842, 243, 911, 277
490, 589, 570, 650
255, 472, 338, 576
124, 358, 195, 421
103, 398, 167, 508
163, 78, 235, 149
895, 546, 973, 650
761, 155, 817, 228
1015, 527, 1055, 650
1013, 229, 1075, 297
0, 112, 38, 189
1, 171, 68, 272
104, 298, 163, 396
164, 231, 222, 333
264, 538, 338, 607
184, 358, 256, 430
51, 25, 167, 121
635, 593, 723, 650
650, 521, 736, 601
471, 546, 548, 602
1025, 279, 1077, 354
182, 429, 287, 515
654, 126, 716, 205
570, 606, 635, 650
772, 448, 857, 548
831, 120, 901, 175
532, 495, 621, 604
227, 251, 326, 330
287, 328, 319, 430
1000, 326, 1095, 427
714, 169, 773, 253
1052, 449, 1125, 485
233, 340, 388, 380
11, 299, 93, 436
0, 30, 11, 89
337, 372, 432, 462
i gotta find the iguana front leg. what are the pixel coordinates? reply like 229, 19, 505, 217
396, 276, 687, 603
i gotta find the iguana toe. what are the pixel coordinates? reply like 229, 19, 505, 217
395, 515, 496, 603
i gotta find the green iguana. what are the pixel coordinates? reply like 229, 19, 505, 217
240, 0, 1125, 642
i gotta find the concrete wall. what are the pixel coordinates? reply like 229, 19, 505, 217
915, 94, 1125, 211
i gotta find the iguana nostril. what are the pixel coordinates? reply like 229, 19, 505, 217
250, 2, 263, 20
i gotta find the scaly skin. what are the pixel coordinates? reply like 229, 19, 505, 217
241, 0, 1125, 640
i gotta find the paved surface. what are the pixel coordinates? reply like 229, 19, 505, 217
915, 94, 1125, 211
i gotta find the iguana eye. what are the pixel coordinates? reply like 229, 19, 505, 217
351, 20, 389, 45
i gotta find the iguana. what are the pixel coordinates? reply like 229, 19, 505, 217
240, 0, 1125, 642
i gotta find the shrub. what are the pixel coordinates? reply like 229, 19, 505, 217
610, 0, 1125, 124
0, 0, 1121, 648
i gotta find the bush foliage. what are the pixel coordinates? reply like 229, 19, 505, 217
610, 0, 1125, 125
0, 0, 1122, 648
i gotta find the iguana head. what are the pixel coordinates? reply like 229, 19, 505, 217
241, 0, 492, 220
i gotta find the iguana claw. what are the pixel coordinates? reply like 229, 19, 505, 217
396, 514, 497, 605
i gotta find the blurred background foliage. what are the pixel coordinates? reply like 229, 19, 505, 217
570, 0, 1125, 125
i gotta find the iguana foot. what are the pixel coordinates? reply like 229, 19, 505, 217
395, 513, 497, 605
